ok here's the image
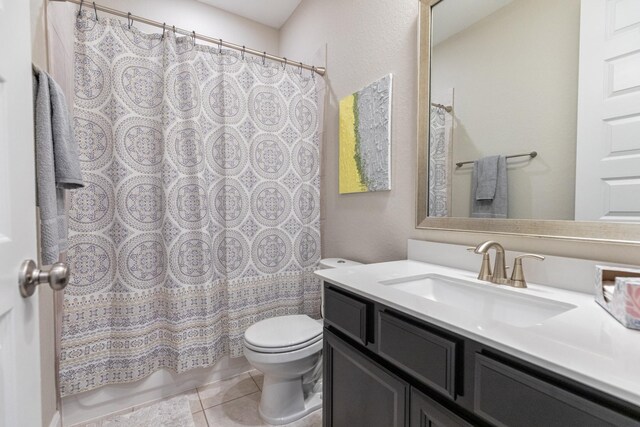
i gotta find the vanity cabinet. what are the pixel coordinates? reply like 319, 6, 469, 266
410, 388, 472, 427
324, 330, 408, 427
323, 283, 640, 427
378, 310, 459, 399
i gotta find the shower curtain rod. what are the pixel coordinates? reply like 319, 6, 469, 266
49, 0, 326, 76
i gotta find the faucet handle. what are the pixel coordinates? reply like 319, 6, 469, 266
467, 247, 493, 281
509, 254, 545, 288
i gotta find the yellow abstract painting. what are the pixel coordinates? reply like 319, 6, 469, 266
338, 74, 392, 194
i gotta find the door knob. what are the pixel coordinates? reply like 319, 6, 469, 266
18, 259, 70, 298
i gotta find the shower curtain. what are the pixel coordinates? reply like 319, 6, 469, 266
428, 104, 452, 217
60, 12, 324, 396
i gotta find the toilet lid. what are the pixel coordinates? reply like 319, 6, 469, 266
244, 315, 322, 350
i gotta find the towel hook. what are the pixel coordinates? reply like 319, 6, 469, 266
262, 51, 266, 66
241, 46, 246, 61
92, 2, 98, 21
77, 0, 84, 17
218, 38, 223, 55
127, 12, 133, 29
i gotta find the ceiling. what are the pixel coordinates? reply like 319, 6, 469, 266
431, 0, 514, 46
196, 0, 302, 29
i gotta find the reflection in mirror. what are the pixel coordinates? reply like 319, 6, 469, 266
417, 0, 640, 243
428, 0, 580, 220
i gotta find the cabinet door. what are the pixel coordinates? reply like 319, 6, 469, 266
378, 310, 458, 398
474, 353, 639, 427
410, 388, 473, 427
324, 330, 408, 427
324, 286, 371, 345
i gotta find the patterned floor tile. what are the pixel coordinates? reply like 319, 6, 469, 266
249, 369, 264, 390
203, 391, 322, 427
203, 392, 264, 426
192, 411, 209, 427
283, 409, 322, 427
197, 373, 259, 409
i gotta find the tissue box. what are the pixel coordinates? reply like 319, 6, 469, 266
595, 265, 640, 330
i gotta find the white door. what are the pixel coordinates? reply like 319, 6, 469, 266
575, 0, 640, 221
0, 0, 43, 426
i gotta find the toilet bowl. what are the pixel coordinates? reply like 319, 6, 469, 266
243, 258, 362, 425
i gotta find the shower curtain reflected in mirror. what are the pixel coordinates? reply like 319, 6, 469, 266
428, 102, 453, 217
60, 12, 324, 396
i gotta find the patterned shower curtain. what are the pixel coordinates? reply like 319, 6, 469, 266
60, 12, 323, 396
428, 104, 452, 217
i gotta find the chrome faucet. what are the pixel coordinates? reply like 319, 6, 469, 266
473, 241, 508, 285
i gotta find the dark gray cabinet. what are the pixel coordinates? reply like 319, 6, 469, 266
378, 310, 459, 398
324, 287, 371, 346
323, 282, 640, 427
410, 388, 472, 427
474, 354, 637, 427
324, 330, 408, 427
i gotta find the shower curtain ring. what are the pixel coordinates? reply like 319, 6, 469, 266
192, 30, 196, 47
172, 25, 176, 34
299, 62, 303, 75
92, 2, 98, 21
218, 38, 223, 54
161, 22, 166, 39
262, 51, 266, 66
311, 65, 316, 80
241, 46, 245, 61
282, 57, 287, 70
77, 0, 84, 17
127, 12, 133, 29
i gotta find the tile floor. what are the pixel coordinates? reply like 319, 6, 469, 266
71, 370, 322, 427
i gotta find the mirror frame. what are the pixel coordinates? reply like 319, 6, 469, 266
416, 0, 640, 245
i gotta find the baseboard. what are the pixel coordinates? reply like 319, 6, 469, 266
62, 356, 251, 426
48, 411, 61, 427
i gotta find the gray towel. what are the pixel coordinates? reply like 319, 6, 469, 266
475, 155, 499, 200
471, 155, 507, 218
33, 67, 84, 265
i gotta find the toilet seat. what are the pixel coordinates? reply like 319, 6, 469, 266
244, 337, 323, 365
245, 333, 322, 353
244, 314, 322, 354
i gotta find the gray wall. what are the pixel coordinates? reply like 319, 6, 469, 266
279, 0, 640, 265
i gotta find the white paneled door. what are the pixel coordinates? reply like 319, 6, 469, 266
575, 0, 640, 221
0, 0, 42, 426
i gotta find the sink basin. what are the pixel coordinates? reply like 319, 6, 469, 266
379, 274, 576, 328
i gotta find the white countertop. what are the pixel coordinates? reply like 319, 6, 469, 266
316, 260, 640, 407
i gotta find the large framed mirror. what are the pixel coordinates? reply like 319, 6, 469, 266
416, 0, 640, 243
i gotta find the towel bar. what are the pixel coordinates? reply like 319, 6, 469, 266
455, 151, 537, 168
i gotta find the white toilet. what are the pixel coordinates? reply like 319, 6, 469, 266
243, 258, 362, 425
